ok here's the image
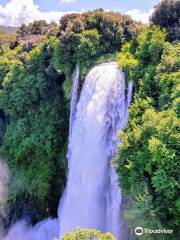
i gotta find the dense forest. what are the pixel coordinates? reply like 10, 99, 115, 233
0, 0, 179, 239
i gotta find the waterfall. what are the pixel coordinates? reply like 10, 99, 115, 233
58, 62, 132, 239
69, 65, 80, 135
3, 62, 132, 240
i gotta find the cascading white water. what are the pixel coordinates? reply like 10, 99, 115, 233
58, 62, 132, 239
69, 65, 80, 135
3, 62, 132, 240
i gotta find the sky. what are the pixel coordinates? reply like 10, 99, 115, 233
0, 0, 160, 27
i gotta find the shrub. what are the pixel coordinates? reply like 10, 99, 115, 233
59, 228, 117, 240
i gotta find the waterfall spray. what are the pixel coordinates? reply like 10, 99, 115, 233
69, 65, 80, 135
0, 160, 9, 238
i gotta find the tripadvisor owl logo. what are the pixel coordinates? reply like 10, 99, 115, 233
134, 226, 174, 236
135, 227, 144, 236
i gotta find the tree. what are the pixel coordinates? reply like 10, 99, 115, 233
150, 0, 180, 42
53, 28, 81, 74
17, 21, 58, 38
59, 13, 84, 33
75, 29, 100, 69
58, 11, 140, 54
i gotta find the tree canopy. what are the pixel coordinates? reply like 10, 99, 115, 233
150, 0, 180, 42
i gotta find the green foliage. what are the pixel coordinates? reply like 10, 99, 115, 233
0, 40, 69, 222
75, 29, 100, 71
59, 10, 139, 53
117, 107, 180, 229
88, 11, 124, 52
59, 228, 116, 240
118, 25, 166, 104
53, 29, 81, 74
117, 106, 180, 239
53, 10, 141, 76
135, 25, 166, 64
118, 42, 138, 81
116, 25, 180, 239
53, 28, 100, 74
77, 29, 100, 58
157, 43, 180, 114
150, 0, 180, 42
63, 79, 72, 98
59, 13, 84, 33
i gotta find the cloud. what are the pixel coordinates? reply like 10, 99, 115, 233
0, 0, 76, 27
125, 8, 154, 24
60, 0, 76, 3
0, 0, 155, 28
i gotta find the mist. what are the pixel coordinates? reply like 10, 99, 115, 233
0, 160, 10, 239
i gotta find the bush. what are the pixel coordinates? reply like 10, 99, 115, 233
117, 42, 138, 81
59, 228, 117, 240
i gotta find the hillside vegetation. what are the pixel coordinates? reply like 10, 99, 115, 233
117, 25, 179, 240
